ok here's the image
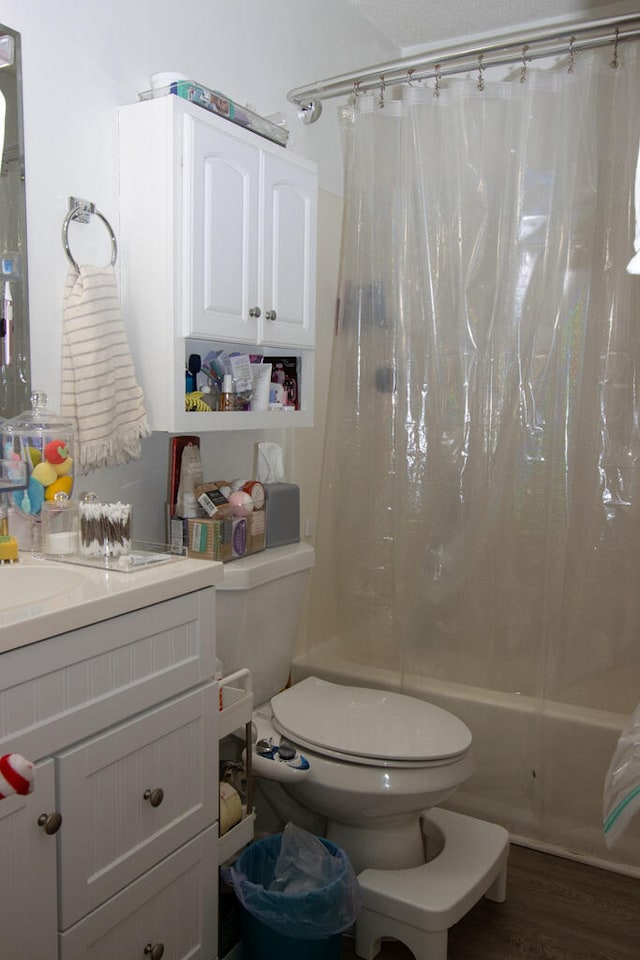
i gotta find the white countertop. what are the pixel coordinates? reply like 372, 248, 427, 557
0, 552, 224, 653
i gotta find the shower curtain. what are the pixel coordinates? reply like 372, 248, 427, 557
303, 42, 640, 808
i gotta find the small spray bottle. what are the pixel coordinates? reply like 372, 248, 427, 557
220, 374, 235, 411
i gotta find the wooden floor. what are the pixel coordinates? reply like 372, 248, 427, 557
341, 843, 640, 959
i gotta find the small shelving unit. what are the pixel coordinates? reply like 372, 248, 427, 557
184, 338, 314, 431
218, 669, 255, 960
218, 668, 255, 864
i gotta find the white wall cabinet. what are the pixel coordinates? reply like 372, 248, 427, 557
186, 115, 316, 348
119, 95, 318, 433
0, 588, 219, 960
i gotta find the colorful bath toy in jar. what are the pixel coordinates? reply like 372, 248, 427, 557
2, 391, 76, 518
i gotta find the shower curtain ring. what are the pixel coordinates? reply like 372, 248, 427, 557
477, 54, 485, 92
407, 68, 416, 87
378, 74, 386, 108
434, 63, 442, 98
568, 36, 576, 73
352, 80, 361, 104
611, 27, 620, 69
520, 44, 530, 83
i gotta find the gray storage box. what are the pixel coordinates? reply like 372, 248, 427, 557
264, 483, 300, 547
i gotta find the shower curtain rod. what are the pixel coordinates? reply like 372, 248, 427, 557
288, 12, 640, 123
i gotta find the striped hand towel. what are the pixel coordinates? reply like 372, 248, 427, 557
61, 265, 151, 474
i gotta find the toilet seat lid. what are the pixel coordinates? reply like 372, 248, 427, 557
271, 677, 471, 764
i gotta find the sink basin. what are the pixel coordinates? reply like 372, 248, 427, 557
0, 565, 88, 612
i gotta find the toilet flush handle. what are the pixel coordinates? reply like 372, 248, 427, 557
256, 737, 275, 756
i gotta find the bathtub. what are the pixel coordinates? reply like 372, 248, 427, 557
292, 642, 640, 877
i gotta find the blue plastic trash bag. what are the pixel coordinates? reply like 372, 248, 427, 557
223, 822, 362, 939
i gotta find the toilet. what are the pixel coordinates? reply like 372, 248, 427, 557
267, 675, 474, 872
216, 542, 509, 960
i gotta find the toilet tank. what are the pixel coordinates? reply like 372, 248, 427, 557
215, 542, 315, 705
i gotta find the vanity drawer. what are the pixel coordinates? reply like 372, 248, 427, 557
59, 824, 218, 960
0, 589, 216, 762
57, 681, 218, 929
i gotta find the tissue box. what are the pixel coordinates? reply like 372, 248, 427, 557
188, 511, 266, 562
264, 483, 300, 547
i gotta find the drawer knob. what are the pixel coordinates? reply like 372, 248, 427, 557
143, 787, 165, 808
265, 310, 277, 321
144, 943, 164, 960
249, 306, 261, 318
37, 811, 62, 835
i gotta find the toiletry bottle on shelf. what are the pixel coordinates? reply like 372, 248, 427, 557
201, 383, 219, 410
185, 366, 197, 393
220, 374, 235, 411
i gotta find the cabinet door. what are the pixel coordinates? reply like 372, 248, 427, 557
60, 826, 217, 960
57, 683, 218, 929
0, 759, 58, 960
261, 151, 317, 348
183, 112, 260, 343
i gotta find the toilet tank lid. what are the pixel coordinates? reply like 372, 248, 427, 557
271, 676, 472, 763
218, 542, 315, 591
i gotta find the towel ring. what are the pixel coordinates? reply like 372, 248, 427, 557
62, 196, 118, 271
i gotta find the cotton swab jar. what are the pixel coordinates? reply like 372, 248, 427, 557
78, 494, 132, 557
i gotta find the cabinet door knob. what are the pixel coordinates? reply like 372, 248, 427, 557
142, 787, 164, 807
265, 310, 277, 321
37, 811, 63, 835
249, 306, 261, 318
143, 787, 165, 808
144, 943, 165, 960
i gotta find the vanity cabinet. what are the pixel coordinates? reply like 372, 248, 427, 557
0, 586, 220, 960
118, 95, 318, 433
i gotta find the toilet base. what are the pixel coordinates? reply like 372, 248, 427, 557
327, 815, 425, 872
355, 808, 509, 960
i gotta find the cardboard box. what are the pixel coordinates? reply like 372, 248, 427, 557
169, 514, 189, 555
187, 509, 266, 562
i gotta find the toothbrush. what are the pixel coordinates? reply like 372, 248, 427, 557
2, 281, 12, 366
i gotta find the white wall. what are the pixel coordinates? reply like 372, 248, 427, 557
2, 0, 397, 541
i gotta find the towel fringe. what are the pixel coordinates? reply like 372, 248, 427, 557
77, 419, 152, 475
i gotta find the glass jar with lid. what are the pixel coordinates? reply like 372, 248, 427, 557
2, 390, 76, 520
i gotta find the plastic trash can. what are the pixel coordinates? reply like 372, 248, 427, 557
241, 905, 342, 960
225, 824, 361, 960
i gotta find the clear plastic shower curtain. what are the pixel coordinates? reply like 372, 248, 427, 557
304, 46, 640, 720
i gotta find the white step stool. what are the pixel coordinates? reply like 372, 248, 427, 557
355, 808, 509, 960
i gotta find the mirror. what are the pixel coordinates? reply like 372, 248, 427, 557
0, 23, 29, 420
